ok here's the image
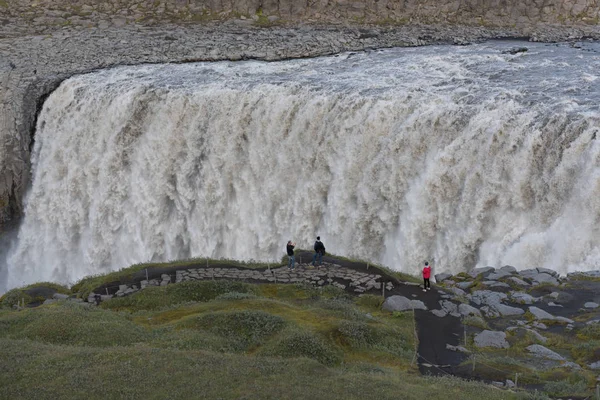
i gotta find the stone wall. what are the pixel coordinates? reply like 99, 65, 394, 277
1, 0, 600, 37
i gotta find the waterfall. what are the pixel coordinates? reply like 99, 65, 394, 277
5, 42, 600, 288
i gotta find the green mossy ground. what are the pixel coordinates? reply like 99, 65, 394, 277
0, 275, 536, 399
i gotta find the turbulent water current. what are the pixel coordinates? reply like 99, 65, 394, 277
4, 41, 600, 290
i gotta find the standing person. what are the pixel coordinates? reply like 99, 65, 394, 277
312, 236, 325, 267
287, 241, 296, 269
422, 261, 431, 292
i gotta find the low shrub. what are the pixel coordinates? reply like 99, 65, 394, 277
355, 294, 384, 310
177, 310, 286, 352
0, 302, 150, 346
0, 282, 70, 308
543, 379, 588, 397
215, 292, 258, 300
578, 324, 600, 340
259, 328, 342, 366
338, 320, 379, 347
102, 280, 256, 311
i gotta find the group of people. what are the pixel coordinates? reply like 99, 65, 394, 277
285, 239, 434, 294
286, 236, 326, 270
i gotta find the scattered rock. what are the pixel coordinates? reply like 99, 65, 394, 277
507, 276, 530, 286
585, 302, 599, 309
589, 361, 600, 370
470, 290, 507, 306
474, 330, 510, 349
510, 291, 536, 305
513, 327, 548, 344
562, 361, 582, 370
486, 270, 512, 280
456, 281, 473, 290
469, 267, 495, 279
458, 303, 482, 318
446, 344, 470, 353
382, 296, 427, 312
500, 265, 517, 274
531, 273, 559, 286
529, 306, 556, 320
482, 281, 511, 289
431, 309, 448, 317
532, 321, 548, 330
526, 344, 565, 361
435, 273, 452, 282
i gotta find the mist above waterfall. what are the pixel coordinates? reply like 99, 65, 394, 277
5, 41, 600, 289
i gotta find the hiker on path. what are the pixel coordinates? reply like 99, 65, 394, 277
422, 261, 431, 292
287, 240, 296, 270
312, 236, 326, 267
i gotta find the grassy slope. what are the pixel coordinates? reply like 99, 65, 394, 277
0, 279, 534, 400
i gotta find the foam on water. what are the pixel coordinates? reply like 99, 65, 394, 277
5, 41, 600, 289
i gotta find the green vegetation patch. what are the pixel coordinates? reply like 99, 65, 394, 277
259, 328, 343, 366
0, 302, 149, 346
0, 338, 535, 400
176, 310, 286, 351
0, 282, 71, 308
101, 280, 256, 311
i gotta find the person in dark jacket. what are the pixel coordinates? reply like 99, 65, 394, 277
286, 240, 296, 269
312, 236, 325, 267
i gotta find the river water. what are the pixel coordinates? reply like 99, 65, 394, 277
4, 40, 600, 290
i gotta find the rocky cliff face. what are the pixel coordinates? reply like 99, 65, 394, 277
1, 0, 600, 229
1, 0, 600, 37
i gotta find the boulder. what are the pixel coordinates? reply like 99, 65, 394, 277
507, 277, 530, 286
431, 309, 448, 317
440, 300, 458, 314
382, 296, 427, 312
486, 270, 512, 280
449, 287, 467, 297
435, 273, 452, 282
474, 330, 509, 349
526, 344, 565, 361
536, 267, 559, 278
456, 281, 474, 290
500, 265, 517, 274
510, 291, 537, 305
562, 362, 582, 370
518, 268, 539, 277
528, 306, 574, 324
589, 361, 600, 370
469, 267, 495, 279
529, 306, 555, 320
531, 273, 559, 286
483, 281, 511, 290
513, 327, 548, 344
470, 290, 507, 306
585, 302, 599, 309
482, 304, 524, 318
458, 303, 482, 318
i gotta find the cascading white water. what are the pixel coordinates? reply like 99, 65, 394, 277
5, 41, 600, 289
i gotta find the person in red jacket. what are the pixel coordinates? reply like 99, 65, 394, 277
422, 261, 431, 292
